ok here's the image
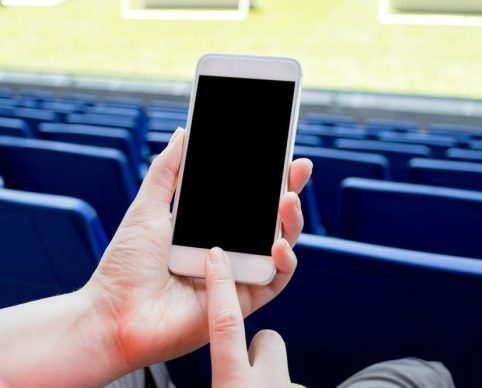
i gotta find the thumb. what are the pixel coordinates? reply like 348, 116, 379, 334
248, 330, 290, 379
137, 127, 185, 208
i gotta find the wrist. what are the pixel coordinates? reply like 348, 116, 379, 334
74, 282, 132, 384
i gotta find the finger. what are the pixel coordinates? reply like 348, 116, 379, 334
279, 192, 303, 247
206, 247, 249, 377
248, 330, 289, 376
288, 158, 313, 194
137, 127, 185, 207
237, 238, 297, 316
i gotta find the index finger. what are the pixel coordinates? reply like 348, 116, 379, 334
206, 247, 249, 378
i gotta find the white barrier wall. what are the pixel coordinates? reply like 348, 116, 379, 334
392, 0, 482, 13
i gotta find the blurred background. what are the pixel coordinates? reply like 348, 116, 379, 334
1, 0, 481, 97
1, 1, 482, 387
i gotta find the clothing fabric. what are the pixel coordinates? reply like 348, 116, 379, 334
337, 358, 455, 388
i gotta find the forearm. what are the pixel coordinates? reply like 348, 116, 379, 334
0, 286, 126, 388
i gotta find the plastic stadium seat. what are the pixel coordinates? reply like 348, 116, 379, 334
298, 124, 366, 146
0, 107, 59, 134
295, 134, 323, 147
0, 98, 18, 108
299, 179, 325, 235
340, 178, 482, 259
378, 132, 458, 158
0, 189, 108, 308
365, 118, 418, 133
168, 234, 482, 388
335, 139, 431, 181
470, 140, 482, 150
149, 118, 185, 133
41, 101, 84, 117
88, 105, 144, 121
0, 87, 11, 97
66, 113, 144, 147
104, 95, 144, 108
428, 124, 482, 137
147, 132, 171, 155
38, 123, 142, 180
0, 117, 33, 138
148, 110, 187, 121
305, 113, 356, 127
447, 148, 482, 163
0, 136, 138, 238
409, 158, 482, 192
150, 100, 189, 114
294, 146, 389, 235
19, 89, 55, 100
61, 92, 98, 105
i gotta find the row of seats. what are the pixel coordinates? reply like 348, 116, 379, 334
167, 234, 482, 388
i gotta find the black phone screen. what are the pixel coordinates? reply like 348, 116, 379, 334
172, 75, 296, 256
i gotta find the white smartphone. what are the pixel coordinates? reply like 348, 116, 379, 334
168, 53, 302, 285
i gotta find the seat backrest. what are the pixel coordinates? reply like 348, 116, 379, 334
294, 146, 389, 235
335, 139, 431, 181
66, 113, 143, 146
245, 234, 482, 388
447, 148, 482, 163
295, 134, 323, 147
409, 158, 482, 192
340, 177, 482, 259
470, 140, 482, 150
147, 132, 171, 155
378, 132, 458, 158
298, 124, 366, 146
0, 117, 33, 138
429, 123, 482, 140
38, 123, 141, 180
365, 118, 418, 132
0, 136, 138, 238
0, 189, 108, 308
0, 108, 59, 134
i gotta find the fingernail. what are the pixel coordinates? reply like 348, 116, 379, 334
210, 247, 225, 263
297, 195, 302, 212
169, 127, 183, 144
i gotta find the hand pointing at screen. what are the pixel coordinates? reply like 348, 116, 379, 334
0, 127, 312, 387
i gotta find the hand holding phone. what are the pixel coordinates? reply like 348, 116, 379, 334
169, 53, 303, 285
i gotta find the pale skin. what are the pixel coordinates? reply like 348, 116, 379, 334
0, 128, 312, 387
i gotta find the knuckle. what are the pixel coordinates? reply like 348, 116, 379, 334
212, 310, 242, 336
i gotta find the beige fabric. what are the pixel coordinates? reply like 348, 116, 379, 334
337, 358, 455, 388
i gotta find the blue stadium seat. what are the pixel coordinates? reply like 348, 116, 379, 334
0, 87, 11, 98
470, 140, 482, 150
298, 124, 366, 146
428, 123, 482, 141
168, 234, 482, 388
41, 101, 85, 117
295, 134, 323, 147
0, 97, 18, 108
0, 117, 33, 138
66, 113, 144, 148
340, 178, 482, 259
87, 105, 144, 121
148, 119, 185, 133
409, 158, 482, 192
0, 189, 108, 308
294, 146, 389, 235
38, 123, 143, 180
0, 107, 59, 134
378, 132, 457, 158
150, 100, 189, 114
61, 92, 98, 105
251, 234, 482, 388
447, 148, 482, 163
147, 132, 171, 155
365, 118, 418, 133
104, 95, 144, 108
0, 136, 138, 238
335, 139, 431, 181
305, 113, 356, 127
299, 179, 325, 235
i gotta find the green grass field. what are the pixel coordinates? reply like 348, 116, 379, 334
0, 0, 481, 98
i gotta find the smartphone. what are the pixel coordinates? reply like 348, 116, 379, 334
168, 53, 302, 285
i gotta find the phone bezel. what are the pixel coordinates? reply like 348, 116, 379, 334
168, 53, 303, 285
